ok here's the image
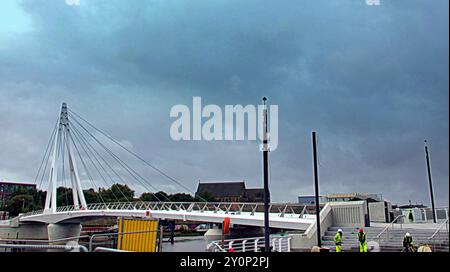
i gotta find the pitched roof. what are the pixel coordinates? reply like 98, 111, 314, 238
196, 181, 246, 197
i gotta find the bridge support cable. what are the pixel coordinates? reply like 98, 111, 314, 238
71, 125, 131, 202
67, 131, 106, 204
35, 118, 59, 190
68, 119, 169, 202
69, 124, 131, 203
70, 119, 167, 202
71, 125, 150, 203
70, 125, 123, 203
68, 115, 173, 201
70, 123, 164, 203
68, 109, 206, 202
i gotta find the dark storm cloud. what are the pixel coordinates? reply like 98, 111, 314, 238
0, 0, 448, 206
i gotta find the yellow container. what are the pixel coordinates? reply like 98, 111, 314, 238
117, 217, 159, 252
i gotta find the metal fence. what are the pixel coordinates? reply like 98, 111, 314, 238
0, 229, 161, 252
208, 236, 292, 252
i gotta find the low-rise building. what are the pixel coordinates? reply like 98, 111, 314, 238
298, 192, 393, 223
298, 195, 328, 205
325, 193, 383, 203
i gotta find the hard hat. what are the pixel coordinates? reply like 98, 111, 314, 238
359, 228, 364, 233
405, 232, 411, 237
338, 228, 343, 233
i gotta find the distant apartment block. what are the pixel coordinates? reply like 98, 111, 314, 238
0, 181, 37, 208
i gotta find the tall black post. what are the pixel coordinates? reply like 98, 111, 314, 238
312, 131, 321, 248
424, 140, 437, 223
262, 97, 270, 252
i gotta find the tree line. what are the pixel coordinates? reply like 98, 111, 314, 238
1, 184, 216, 217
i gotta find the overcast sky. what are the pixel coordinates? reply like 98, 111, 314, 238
0, 0, 448, 206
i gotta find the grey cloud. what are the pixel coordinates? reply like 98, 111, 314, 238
0, 0, 448, 205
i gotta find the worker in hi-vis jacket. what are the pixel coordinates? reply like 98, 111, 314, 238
334, 229, 343, 252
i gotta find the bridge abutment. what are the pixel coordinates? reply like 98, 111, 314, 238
47, 223, 82, 251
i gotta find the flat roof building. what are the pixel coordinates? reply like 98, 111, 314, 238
298, 195, 328, 205
325, 193, 383, 203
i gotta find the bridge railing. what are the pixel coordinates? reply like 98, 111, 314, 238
0, 229, 161, 252
21, 202, 320, 219
208, 235, 292, 252
20, 209, 45, 218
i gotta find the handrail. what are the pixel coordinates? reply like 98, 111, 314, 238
208, 236, 291, 252
423, 218, 449, 250
88, 229, 160, 252
376, 214, 405, 240
208, 241, 227, 252
0, 243, 88, 252
0, 235, 91, 244
0, 229, 161, 253
428, 218, 449, 241
93, 247, 130, 252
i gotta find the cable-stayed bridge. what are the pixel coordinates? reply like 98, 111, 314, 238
13, 103, 316, 231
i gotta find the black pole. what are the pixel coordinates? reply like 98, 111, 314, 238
312, 131, 321, 248
262, 97, 270, 252
424, 140, 437, 223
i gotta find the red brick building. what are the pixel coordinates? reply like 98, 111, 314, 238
195, 180, 265, 202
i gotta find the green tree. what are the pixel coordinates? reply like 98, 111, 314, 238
4, 187, 45, 216
169, 193, 195, 202
5, 194, 34, 216
83, 188, 101, 204
57, 187, 74, 207
140, 191, 169, 202
99, 184, 134, 202
194, 191, 216, 202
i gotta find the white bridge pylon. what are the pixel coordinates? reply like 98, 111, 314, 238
44, 103, 87, 213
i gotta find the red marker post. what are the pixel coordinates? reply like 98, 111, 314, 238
222, 217, 230, 250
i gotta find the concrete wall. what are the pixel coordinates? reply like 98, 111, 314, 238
47, 223, 82, 242
331, 201, 366, 227
369, 202, 388, 223
0, 223, 49, 240
290, 204, 333, 250
290, 201, 367, 251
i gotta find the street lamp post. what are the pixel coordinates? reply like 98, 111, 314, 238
262, 97, 271, 252
424, 140, 437, 223
312, 131, 321, 248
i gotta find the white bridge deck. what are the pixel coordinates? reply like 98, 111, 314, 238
19, 202, 317, 230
